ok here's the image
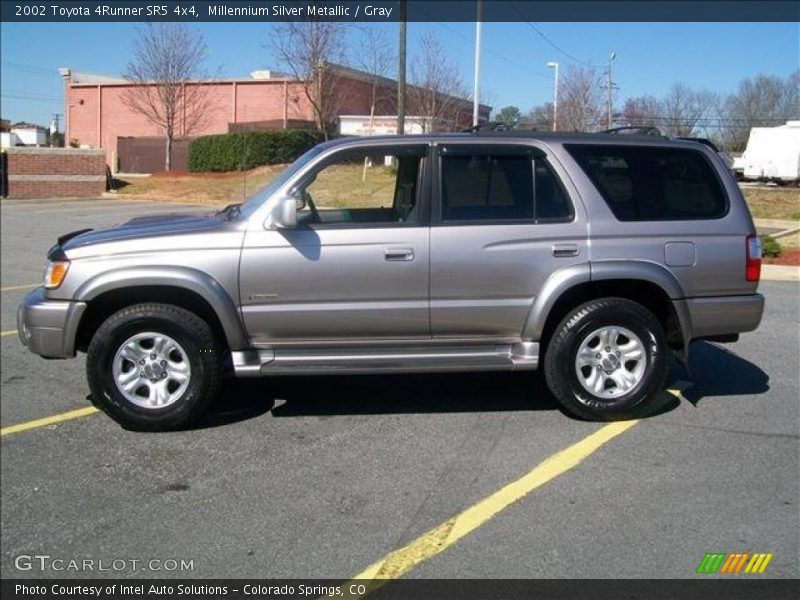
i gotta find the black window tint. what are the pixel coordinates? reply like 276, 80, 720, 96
534, 161, 573, 221
565, 145, 727, 221
441, 155, 533, 221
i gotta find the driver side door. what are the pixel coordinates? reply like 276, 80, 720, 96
239, 143, 431, 345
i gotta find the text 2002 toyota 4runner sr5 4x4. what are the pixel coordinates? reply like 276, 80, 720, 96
18, 132, 764, 431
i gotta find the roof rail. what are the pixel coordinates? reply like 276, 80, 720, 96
462, 121, 545, 133
460, 121, 518, 133
603, 126, 664, 136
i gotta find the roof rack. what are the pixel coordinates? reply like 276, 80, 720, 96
461, 121, 519, 133
602, 126, 663, 136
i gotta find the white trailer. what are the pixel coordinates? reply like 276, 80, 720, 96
733, 121, 800, 184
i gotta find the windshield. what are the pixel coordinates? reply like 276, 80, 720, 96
236, 143, 330, 220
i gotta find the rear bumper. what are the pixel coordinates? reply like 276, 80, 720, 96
684, 293, 765, 340
17, 288, 86, 358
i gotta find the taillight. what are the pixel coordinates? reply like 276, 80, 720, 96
746, 235, 761, 282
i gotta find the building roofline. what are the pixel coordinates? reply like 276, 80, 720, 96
67, 73, 300, 87
325, 62, 492, 112
64, 63, 492, 112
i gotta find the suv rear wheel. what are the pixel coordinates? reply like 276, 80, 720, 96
87, 303, 221, 431
544, 298, 669, 421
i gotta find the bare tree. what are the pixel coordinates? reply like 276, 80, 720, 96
524, 102, 554, 131
355, 27, 395, 134
122, 23, 214, 171
558, 66, 603, 132
408, 33, 468, 131
658, 84, 716, 137
270, 21, 346, 139
621, 94, 662, 128
720, 72, 799, 150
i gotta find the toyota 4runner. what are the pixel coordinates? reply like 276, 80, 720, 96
18, 132, 765, 430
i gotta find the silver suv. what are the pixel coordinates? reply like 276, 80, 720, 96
18, 132, 765, 430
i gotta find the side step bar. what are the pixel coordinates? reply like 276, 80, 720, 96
232, 342, 539, 377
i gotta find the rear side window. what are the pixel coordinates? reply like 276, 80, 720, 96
440, 153, 573, 222
534, 161, 573, 221
441, 154, 533, 222
565, 144, 728, 221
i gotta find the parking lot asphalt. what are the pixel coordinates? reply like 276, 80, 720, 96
1, 197, 798, 581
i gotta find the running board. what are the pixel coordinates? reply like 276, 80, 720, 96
232, 342, 538, 377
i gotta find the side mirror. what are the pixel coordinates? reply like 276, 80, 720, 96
269, 195, 297, 229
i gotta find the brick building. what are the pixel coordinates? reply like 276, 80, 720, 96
62, 64, 490, 172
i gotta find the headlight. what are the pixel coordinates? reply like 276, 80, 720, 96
43, 260, 70, 289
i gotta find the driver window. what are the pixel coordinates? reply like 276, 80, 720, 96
294, 147, 425, 226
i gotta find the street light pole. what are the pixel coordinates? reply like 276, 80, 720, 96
547, 61, 559, 131
472, 0, 483, 127
397, 0, 407, 135
607, 51, 616, 129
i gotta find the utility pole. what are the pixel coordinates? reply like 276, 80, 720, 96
606, 51, 616, 129
472, 0, 483, 127
546, 62, 559, 131
50, 113, 61, 147
397, 0, 407, 135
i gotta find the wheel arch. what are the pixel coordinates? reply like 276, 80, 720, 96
73, 267, 248, 353
525, 261, 691, 357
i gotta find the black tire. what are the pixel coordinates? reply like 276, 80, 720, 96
543, 298, 669, 421
86, 303, 222, 431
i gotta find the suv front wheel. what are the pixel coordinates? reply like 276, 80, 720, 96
87, 303, 221, 431
544, 298, 669, 421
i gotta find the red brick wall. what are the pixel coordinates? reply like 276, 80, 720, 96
4, 148, 106, 198
64, 73, 490, 171
66, 78, 319, 168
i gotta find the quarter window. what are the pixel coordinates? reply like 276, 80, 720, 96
565, 144, 728, 221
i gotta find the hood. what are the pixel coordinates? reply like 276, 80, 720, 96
61, 211, 233, 252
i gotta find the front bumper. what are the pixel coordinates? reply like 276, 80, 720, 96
17, 288, 87, 358
684, 293, 765, 340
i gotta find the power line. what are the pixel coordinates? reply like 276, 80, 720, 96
507, 1, 596, 68
1, 61, 56, 76
1, 94, 61, 103
406, 4, 551, 80
2, 89, 61, 100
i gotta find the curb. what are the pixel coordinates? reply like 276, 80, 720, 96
761, 264, 800, 282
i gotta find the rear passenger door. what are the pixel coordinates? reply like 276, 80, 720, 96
429, 143, 588, 339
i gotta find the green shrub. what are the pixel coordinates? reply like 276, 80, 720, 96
760, 235, 782, 258
188, 130, 324, 172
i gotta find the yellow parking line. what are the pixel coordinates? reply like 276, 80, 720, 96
343, 419, 639, 597
0, 406, 100, 437
1, 330, 17, 337
340, 385, 691, 598
0, 283, 38, 292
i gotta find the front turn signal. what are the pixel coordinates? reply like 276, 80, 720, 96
44, 260, 70, 289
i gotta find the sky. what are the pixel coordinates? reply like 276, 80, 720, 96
1, 20, 798, 128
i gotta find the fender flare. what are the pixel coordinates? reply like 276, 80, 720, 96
523, 261, 692, 351
523, 263, 591, 340
74, 266, 249, 351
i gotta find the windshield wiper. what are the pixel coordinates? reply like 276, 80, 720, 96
216, 203, 242, 220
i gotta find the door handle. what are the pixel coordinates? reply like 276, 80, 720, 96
552, 244, 579, 258
384, 248, 415, 261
